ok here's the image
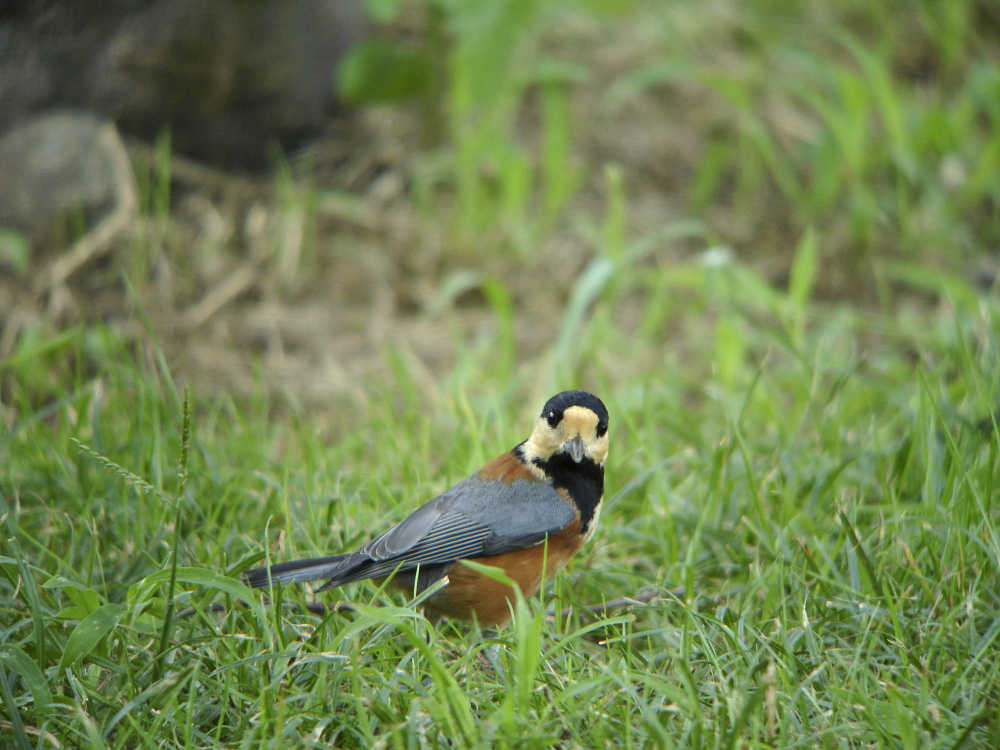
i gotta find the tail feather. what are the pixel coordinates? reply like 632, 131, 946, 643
243, 554, 352, 589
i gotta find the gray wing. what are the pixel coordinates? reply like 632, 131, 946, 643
325, 473, 575, 585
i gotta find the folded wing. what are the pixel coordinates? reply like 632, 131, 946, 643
315, 473, 576, 589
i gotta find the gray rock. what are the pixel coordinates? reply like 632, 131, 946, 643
0, 111, 120, 237
0, 0, 369, 168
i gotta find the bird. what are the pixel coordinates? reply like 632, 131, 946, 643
243, 390, 609, 628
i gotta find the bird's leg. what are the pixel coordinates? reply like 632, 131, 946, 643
476, 628, 507, 681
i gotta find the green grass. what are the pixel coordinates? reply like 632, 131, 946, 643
3, 252, 999, 748
366, 0, 1000, 282
3, 0, 1000, 747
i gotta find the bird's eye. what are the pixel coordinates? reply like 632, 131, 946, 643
596, 420, 608, 438
546, 410, 560, 428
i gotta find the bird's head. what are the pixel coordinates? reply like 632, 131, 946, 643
522, 390, 609, 468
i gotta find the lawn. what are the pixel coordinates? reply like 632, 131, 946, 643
2, 0, 1000, 748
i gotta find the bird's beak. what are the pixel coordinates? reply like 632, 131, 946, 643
564, 434, 585, 463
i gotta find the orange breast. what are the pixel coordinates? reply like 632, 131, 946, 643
421, 519, 584, 628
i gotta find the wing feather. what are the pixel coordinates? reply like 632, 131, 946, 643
320, 470, 575, 587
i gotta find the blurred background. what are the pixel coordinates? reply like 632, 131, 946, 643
1, 0, 998, 423
3, 5, 1000, 745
